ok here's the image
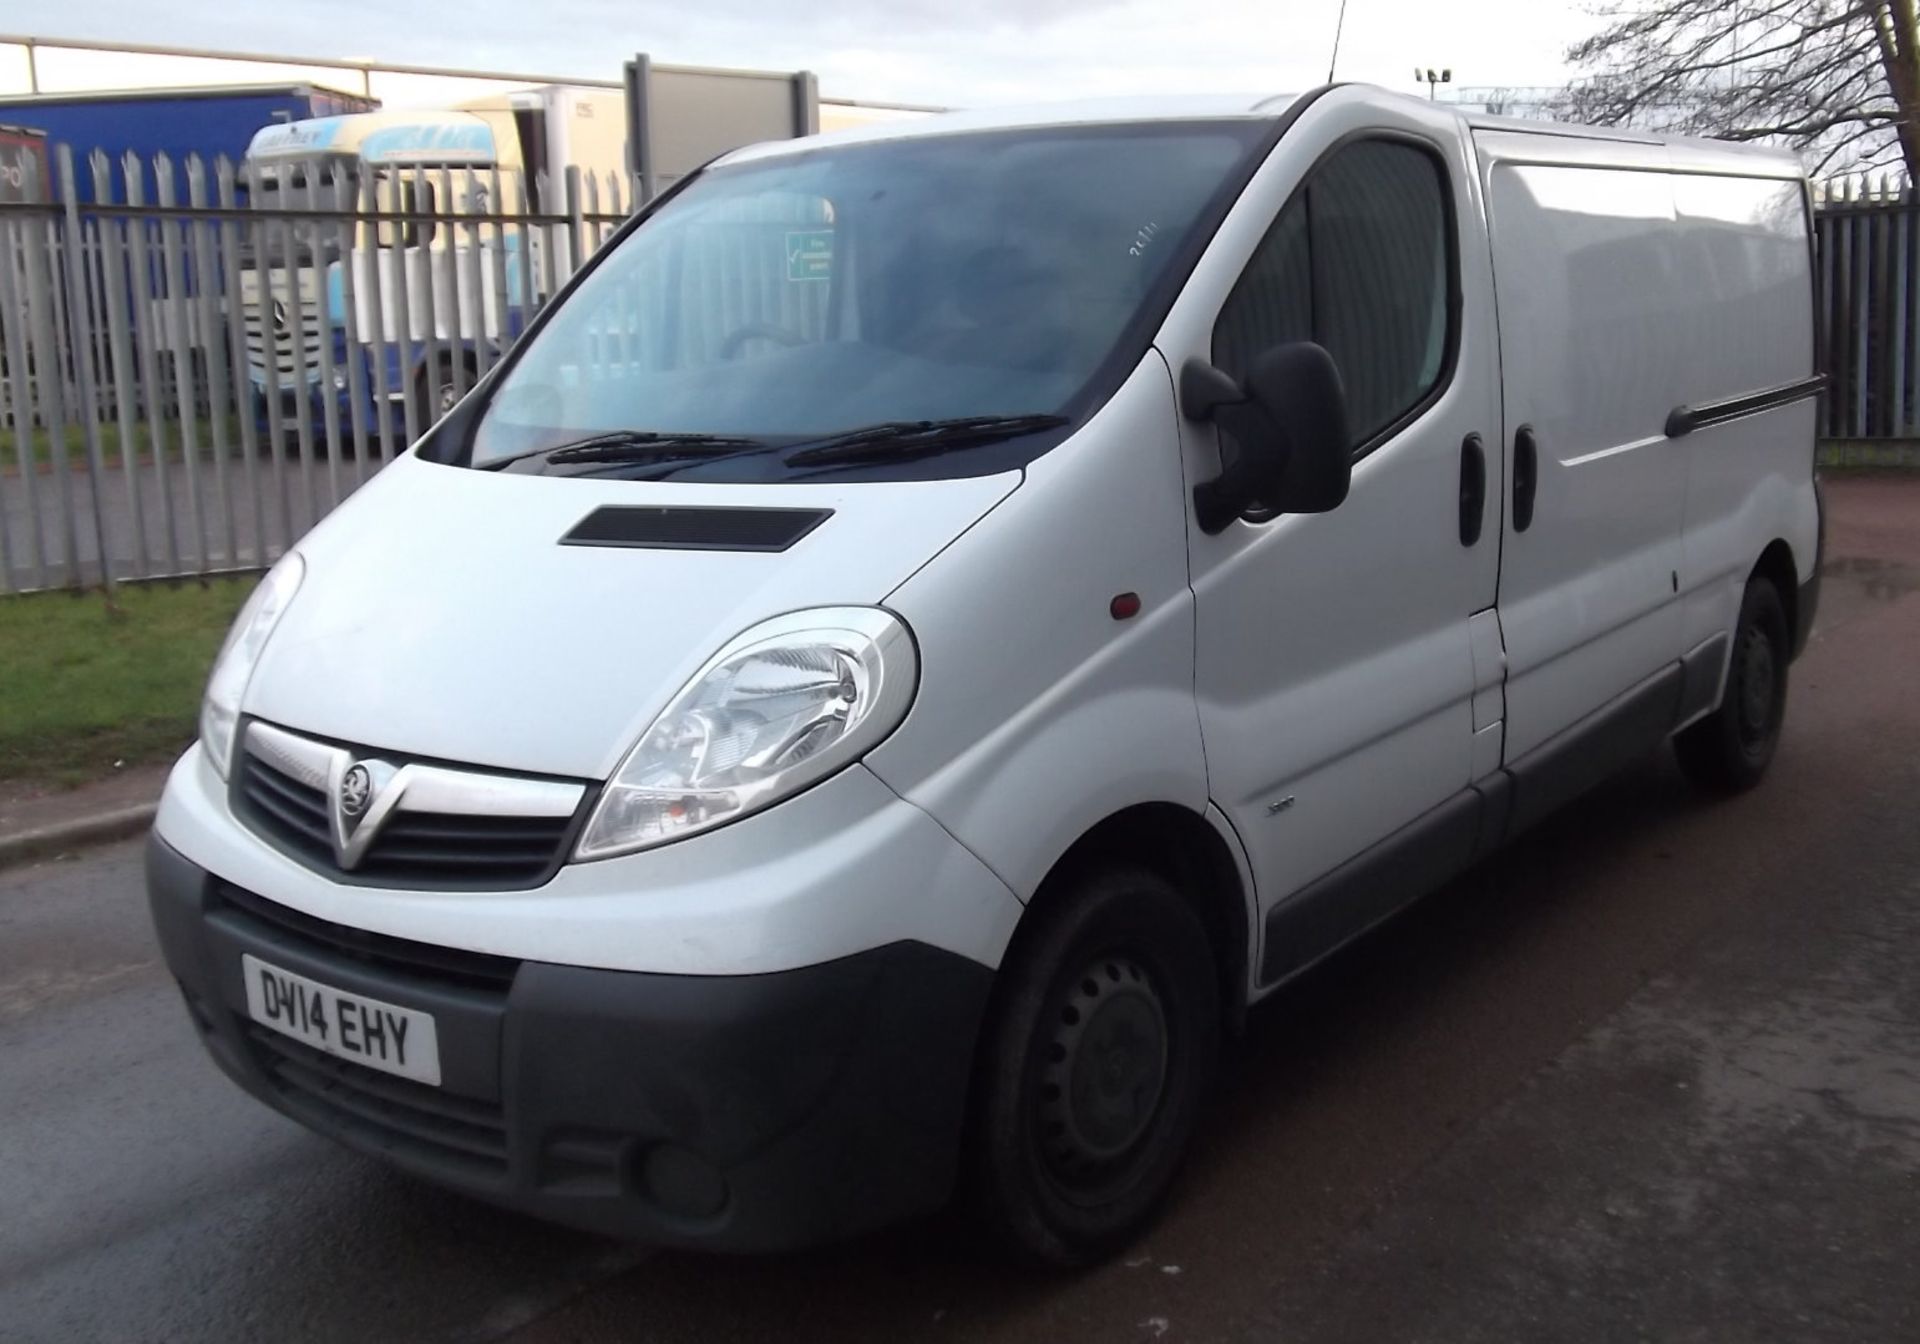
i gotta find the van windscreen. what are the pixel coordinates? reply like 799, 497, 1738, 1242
466, 121, 1263, 479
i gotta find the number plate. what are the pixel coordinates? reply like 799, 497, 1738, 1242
242, 954, 442, 1086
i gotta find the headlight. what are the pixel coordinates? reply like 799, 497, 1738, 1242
574, 607, 917, 861
200, 552, 304, 780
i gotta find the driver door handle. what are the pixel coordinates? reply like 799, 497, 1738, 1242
1459, 433, 1486, 546
1513, 425, 1539, 533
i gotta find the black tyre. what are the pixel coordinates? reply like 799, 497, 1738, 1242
969, 864, 1220, 1267
1674, 576, 1790, 793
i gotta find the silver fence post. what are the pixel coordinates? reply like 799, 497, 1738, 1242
279, 163, 318, 534
586, 170, 603, 253
215, 158, 264, 568
331, 164, 372, 489
58, 144, 115, 591
25, 163, 81, 587
0, 214, 20, 592
1852, 178, 1869, 436
414, 166, 444, 424
215, 157, 267, 567
1888, 190, 1908, 435
484, 165, 512, 374
438, 166, 467, 404
302, 158, 343, 509
188, 156, 238, 568
1872, 176, 1893, 436
538, 169, 558, 304
0, 176, 51, 589
464, 167, 491, 383
385, 170, 419, 449
154, 154, 208, 576
123, 154, 180, 575
354, 169, 395, 465
91, 150, 148, 579
412, 166, 441, 422
247, 169, 294, 553
510, 170, 533, 322
565, 165, 585, 284
1907, 181, 1920, 437
1819, 197, 1836, 438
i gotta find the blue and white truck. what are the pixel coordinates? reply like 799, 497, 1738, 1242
0, 84, 378, 201
236, 87, 627, 442
236, 63, 827, 444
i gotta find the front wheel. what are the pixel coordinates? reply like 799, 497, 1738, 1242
1674, 575, 1790, 793
968, 864, 1220, 1267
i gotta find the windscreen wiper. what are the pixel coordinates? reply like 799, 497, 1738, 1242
537, 430, 766, 464
779, 414, 1069, 468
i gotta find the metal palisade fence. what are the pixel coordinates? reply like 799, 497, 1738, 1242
6, 162, 1918, 593
0, 144, 635, 592
1814, 174, 1920, 455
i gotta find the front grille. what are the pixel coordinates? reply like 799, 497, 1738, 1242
235, 751, 582, 891
246, 1023, 509, 1178
244, 323, 325, 379
212, 880, 520, 994
239, 266, 326, 380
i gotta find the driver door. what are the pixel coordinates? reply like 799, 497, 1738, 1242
1159, 93, 1506, 985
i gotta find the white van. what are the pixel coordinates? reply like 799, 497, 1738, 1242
147, 86, 1822, 1265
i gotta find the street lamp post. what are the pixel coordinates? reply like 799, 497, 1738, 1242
1415, 67, 1453, 101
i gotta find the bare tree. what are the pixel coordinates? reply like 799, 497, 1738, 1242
1561, 1, 1920, 176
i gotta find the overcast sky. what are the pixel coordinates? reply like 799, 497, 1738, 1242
31, 1, 1594, 107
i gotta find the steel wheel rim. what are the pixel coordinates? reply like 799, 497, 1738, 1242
1735, 622, 1778, 750
1035, 954, 1170, 1195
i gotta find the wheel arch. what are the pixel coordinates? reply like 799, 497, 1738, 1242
1752, 537, 1800, 652
1017, 801, 1256, 1031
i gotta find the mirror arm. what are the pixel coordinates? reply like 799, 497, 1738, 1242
1179, 357, 1244, 422
1193, 475, 1245, 535
1181, 358, 1286, 534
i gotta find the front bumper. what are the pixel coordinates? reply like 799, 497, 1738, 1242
149, 832, 994, 1251
251, 378, 400, 442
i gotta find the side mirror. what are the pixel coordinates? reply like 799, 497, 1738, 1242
1182, 342, 1352, 534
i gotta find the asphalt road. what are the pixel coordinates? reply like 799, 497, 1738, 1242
3, 477, 1918, 1343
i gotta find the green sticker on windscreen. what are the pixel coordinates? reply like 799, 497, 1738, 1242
786, 230, 833, 281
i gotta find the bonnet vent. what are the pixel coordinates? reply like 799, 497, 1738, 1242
559, 505, 832, 553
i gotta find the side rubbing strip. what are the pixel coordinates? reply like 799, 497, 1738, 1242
560, 505, 833, 552
1666, 374, 1826, 438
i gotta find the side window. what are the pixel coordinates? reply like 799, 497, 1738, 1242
1214, 138, 1452, 450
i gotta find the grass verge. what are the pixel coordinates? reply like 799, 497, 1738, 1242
0, 579, 251, 789
0, 416, 245, 470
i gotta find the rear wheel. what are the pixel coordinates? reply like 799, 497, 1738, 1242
969, 864, 1219, 1267
1674, 575, 1790, 793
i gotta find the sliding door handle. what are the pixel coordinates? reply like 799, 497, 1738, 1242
1459, 432, 1486, 545
1513, 424, 1538, 533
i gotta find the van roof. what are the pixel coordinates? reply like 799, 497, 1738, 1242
1463, 108, 1802, 171
723, 85, 1802, 176
721, 92, 1305, 163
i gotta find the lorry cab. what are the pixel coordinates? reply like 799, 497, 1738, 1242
239, 91, 625, 438
151, 85, 1822, 1266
